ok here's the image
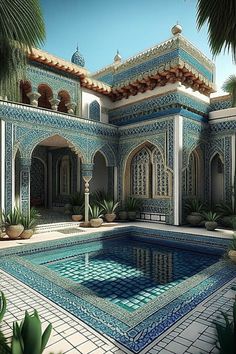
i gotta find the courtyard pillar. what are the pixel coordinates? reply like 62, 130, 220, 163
66, 102, 76, 115
20, 157, 31, 216
82, 163, 93, 225
173, 115, 183, 225
49, 96, 60, 111
4, 122, 14, 213
27, 91, 41, 107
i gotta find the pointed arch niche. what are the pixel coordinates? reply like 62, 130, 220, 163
183, 147, 204, 199
210, 153, 224, 205
124, 142, 172, 199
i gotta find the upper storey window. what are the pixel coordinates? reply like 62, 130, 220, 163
89, 100, 101, 121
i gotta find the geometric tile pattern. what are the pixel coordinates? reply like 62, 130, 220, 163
0, 227, 235, 353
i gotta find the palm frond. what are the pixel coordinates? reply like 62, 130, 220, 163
0, 0, 45, 100
222, 75, 236, 107
197, 0, 236, 62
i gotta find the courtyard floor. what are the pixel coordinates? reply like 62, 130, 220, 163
0, 222, 235, 354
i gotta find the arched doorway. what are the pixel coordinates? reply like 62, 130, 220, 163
90, 151, 108, 194
211, 153, 224, 205
30, 135, 83, 211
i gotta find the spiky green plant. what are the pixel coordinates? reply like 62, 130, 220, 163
184, 198, 206, 214
69, 192, 84, 207
203, 211, 220, 222
72, 205, 84, 215
215, 299, 236, 353
197, 0, 236, 62
126, 197, 142, 212
222, 75, 236, 107
99, 200, 119, 214
0, 0, 45, 100
89, 204, 103, 219
3, 208, 22, 226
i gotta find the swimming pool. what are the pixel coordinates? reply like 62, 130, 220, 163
0, 226, 235, 353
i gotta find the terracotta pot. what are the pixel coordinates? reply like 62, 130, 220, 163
118, 211, 128, 221
6, 224, 24, 239
205, 221, 218, 231
72, 214, 83, 222
186, 213, 203, 226
20, 229, 34, 239
128, 211, 137, 221
228, 250, 236, 263
104, 213, 116, 222
90, 218, 103, 228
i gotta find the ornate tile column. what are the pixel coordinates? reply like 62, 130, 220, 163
20, 157, 31, 215
5, 122, 14, 213
82, 163, 93, 224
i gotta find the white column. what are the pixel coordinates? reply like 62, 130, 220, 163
114, 166, 118, 201
49, 96, 60, 111
174, 115, 183, 225
0, 120, 5, 211
82, 163, 93, 225
77, 155, 81, 191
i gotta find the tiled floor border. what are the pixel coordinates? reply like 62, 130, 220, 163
0, 226, 235, 353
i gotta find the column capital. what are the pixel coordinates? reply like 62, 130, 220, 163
66, 101, 76, 114
82, 163, 93, 183
49, 97, 60, 111
27, 91, 41, 107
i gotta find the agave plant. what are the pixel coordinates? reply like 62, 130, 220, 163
222, 75, 236, 107
3, 208, 22, 226
215, 298, 236, 353
99, 200, 119, 214
202, 211, 220, 222
69, 192, 84, 206
72, 205, 84, 215
184, 198, 205, 214
89, 204, 103, 219
126, 197, 142, 212
216, 202, 235, 217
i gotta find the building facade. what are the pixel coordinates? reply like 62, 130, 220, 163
0, 25, 234, 225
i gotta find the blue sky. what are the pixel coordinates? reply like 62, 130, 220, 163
40, 0, 235, 95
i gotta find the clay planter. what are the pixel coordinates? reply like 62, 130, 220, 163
6, 224, 24, 239
128, 211, 137, 221
90, 218, 103, 227
205, 221, 218, 231
104, 213, 116, 223
20, 229, 34, 239
186, 212, 203, 226
71, 214, 83, 222
118, 211, 128, 221
228, 250, 236, 263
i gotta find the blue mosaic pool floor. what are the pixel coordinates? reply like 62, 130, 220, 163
43, 240, 219, 312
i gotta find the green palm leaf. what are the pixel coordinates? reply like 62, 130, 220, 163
0, 0, 45, 100
222, 75, 236, 107
197, 0, 236, 62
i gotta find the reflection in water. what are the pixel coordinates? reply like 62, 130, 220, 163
133, 247, 173, 284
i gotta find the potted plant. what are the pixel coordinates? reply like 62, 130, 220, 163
89, 204, 103, 227
118, 207, 128, 221
126, 197, 142, 221
71, 205, 83, 222
20, 208, 40, 239
185, 198, 205, 226
3, 208, 24, 239
99, 199, 119, 222
216, 201, 235, 228
203, 211, 220, 231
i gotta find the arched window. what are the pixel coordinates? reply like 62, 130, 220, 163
131, 148, 150, 198
152, 148, 170, 197
59, 156, 71, 195
89, 100, 100, 121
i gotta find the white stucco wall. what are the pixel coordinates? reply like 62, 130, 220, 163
81, 88, 112, 123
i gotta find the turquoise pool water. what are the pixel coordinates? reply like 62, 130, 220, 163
26, 237, 220, 312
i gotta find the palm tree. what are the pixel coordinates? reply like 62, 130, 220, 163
222, 75, 236, 107
0, 0, 45, 100
196, 0, 236, 62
